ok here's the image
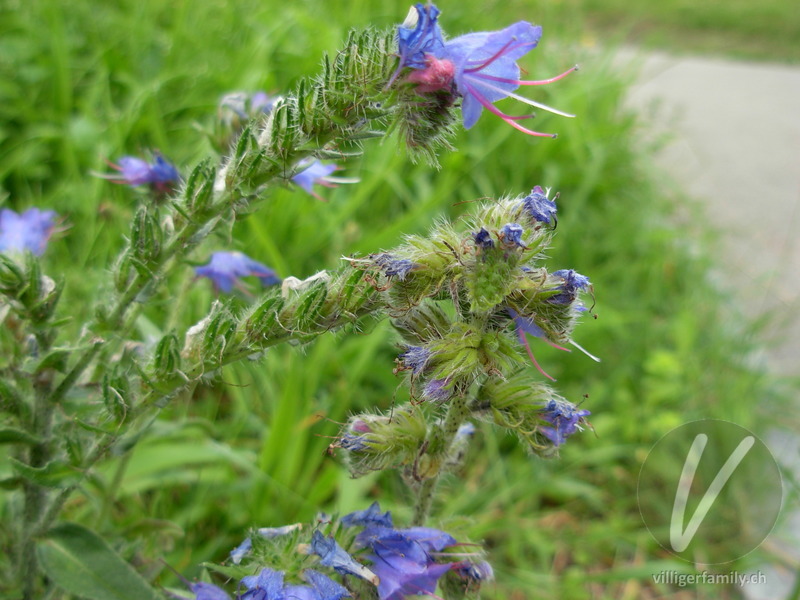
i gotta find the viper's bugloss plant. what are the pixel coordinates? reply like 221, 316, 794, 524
0, 3, 590, 599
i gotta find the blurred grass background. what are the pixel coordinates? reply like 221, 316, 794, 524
1, 0, 796, 598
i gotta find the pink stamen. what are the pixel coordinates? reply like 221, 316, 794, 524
464, 38, 517, 73
516, 325, 556, 381
464, 82, 556, 138
475, 64, 579, 86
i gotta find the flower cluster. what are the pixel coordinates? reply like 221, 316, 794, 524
187, 504, 487, 600
393, 3, 577, 136
0, 208, 57, 256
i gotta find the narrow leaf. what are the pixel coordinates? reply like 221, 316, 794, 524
37, 523, 160, 600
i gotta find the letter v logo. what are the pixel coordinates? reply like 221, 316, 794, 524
669, 433, 755, 552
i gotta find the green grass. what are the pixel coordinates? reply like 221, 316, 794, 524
0, 0, 790, 598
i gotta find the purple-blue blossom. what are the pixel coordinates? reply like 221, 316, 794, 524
394, 4, 445, 74
538, 398, 591, 446
240, 568, 286, 600
548, 269, 590, 304
339, 420, 372, 452
452, 560, 494, 583
521, 186, 557, 224
0, 208, 57, 256
309, 531, 378, 583
356, 526, 457, 600
472, 227, 494, 249
398, 345, 432, 375
195, 251, 281, 293
341, 501, 394, 529
422, 377, 451, 402
395, 4, 577, 136
102, 154, 180, 192
291, 159, 356, 201
371, 253, 417, 281
499, 223, 525, 247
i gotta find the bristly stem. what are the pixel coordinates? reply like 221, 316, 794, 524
412, 392, 471, 525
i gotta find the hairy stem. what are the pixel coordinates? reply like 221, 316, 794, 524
412, 393, 470, 526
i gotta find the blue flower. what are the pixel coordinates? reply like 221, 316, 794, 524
310, 531, 378, 584
0, 208, 57, 256
443, 21, 577, 135
195, 251, 281, 293
300, 569, 351, 600
398, 345, 432, 375
548, 269, 590, 305
538, 398, 590, 446
291, 159, 356, 201
421, 377, 451, 402
452, 560, 494, 583
339, 420, 373, 452
499, 223, 525, 247
472, 227, 494, 249
520, 186, 557, 224
240, 568, 286, 600
101, 154, 180, 193
342, 501, 394, 529
371, 253, 417, 281
168, 579, 231, 600
356, 526, 457, 600
395, 3, 445, 73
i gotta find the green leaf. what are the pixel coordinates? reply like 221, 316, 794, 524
8, 457, 82, 488
0, 427, 42, 445
37, 522, 161, 600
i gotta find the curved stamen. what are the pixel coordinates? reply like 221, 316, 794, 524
464, 38, 518, 73
464, 82, 556, 137
470, 77, 576, 117
516, 325, 556, 381
476, 64, 579, 86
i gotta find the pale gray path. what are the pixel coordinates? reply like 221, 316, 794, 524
621, 50, 800, 376
620, 50, 800, 599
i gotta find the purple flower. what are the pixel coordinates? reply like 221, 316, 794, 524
398, 345, 432, 375
310, 531, 378, 584
538, 398, 590, 446
341, 501, 394, 529
452, 560, 494, 583
443, 21, 577, 135
548, 269, 590, 305
422, 377, 451, 402
371, 253, 418, 281
291, 159, 356, 201
499, 223, 525, 247
394, 4, 445, 74
396, 5, 577, 136
356, 526, 457, 600
101, 154, 180, 193
472, 227, 494, 249
195, 251, 281, 293
240, 568, 286, 600
339, 420, 372, 452
301, 569, 351, 600
250, 91, 278, 114
0, 208, 57, 256
521, 186, 557, 224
